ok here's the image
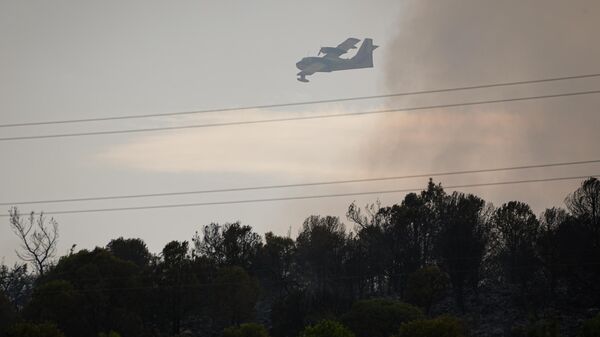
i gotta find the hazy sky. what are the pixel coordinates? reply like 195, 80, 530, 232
2, 0, 599, 264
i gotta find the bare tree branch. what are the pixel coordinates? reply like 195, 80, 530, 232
8, 207, 59, 276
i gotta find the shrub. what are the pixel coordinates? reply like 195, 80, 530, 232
222, 323, 269, 337
299, 320, 354, 337
7, 322, 66, 337
580, 313, 600, 337
98, 331, 122, 337
395, 315, 466, 337
405, 266, 449, 313
342, 299, 424, 337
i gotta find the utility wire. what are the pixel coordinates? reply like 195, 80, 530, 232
2, 174, 596, 217
2, 159, 599, 206
1, 72, 599, 128
2, 89, 600, 142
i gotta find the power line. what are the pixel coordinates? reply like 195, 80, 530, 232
2, 73, 599, 128
2, 174, 596, 217
2, 89, 599, 142
2, 159, 599, 206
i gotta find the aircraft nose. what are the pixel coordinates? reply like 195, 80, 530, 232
296, 61, 304, 70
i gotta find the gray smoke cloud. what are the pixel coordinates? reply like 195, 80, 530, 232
366, 0, 600, 211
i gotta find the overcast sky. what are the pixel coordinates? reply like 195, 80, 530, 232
2, 0, 600, 264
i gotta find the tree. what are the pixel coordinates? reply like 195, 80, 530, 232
436, 192, 490, 310
491, 201, 540, 288
0, 263, 33, 309
0, 291, 16, 336
156, 240, 198, 336
299, 320, 355, 337
194, 222, 262, 270
395, 316, 466, 337
564, 177, 600, 291
270, 290, 311, 337
379, 181, 445, 294
295, 215, 347, 299
23, 280, 86, 336
405, 266, 449, 314
26, 248, 144, 337
9, 207, 59, 276
256, 232, 296, 296
347, 226, 388, 297
536, 207, 567, 293
565, 177, 600, 238
346, 201, 386, 229
222, 323, 269, 337
346, 202, 389, 297
341, 299, 424, 337
211, 266, 260, 327
107, 237, 151, 268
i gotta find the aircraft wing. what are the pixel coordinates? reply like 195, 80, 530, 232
319, 37, 360, 58
336, 38, 361, 51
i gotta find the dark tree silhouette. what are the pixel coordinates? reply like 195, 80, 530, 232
0, 263, 33, 310
0, 291, 16, 336
3, 178, 599, 336
256, 232, 296, 296
536, 207, 567, 294
27, 248, 144, 337
194, 222, 262, 270
346, 202, 388, 296
565, 177, 600, 235
405, 266, 449, 314
107, 237, 151, 268
437, 192, 490, 310
157, 241, 198, 335
295, 216, 347, 298
210, 266, 259, 327
559, 177, 600, 298
378, 182, 443, 294
491, 201, 540, 288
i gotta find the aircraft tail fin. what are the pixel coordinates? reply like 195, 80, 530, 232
351, 38, 378, 68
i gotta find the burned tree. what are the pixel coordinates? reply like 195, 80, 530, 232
8, 207, 58, 276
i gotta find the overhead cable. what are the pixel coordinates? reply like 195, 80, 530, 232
1, 72, 599, 128
2, 159, 599, 206
2, 89, 599, 142
2, 174, 596, 217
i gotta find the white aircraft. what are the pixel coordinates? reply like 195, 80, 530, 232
296, 38, 378, 82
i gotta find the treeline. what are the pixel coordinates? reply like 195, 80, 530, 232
1, 178, 600, 337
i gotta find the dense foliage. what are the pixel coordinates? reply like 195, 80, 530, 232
580, 313, 600, 337
1, 177, 599, 337
341, 299, 423, 337
405, 266, 449, 314
395, 316, 466, 337
6, 322, 66, 337
299, 320, 354, 337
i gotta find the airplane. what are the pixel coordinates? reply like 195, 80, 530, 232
296, 38, 378, 82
